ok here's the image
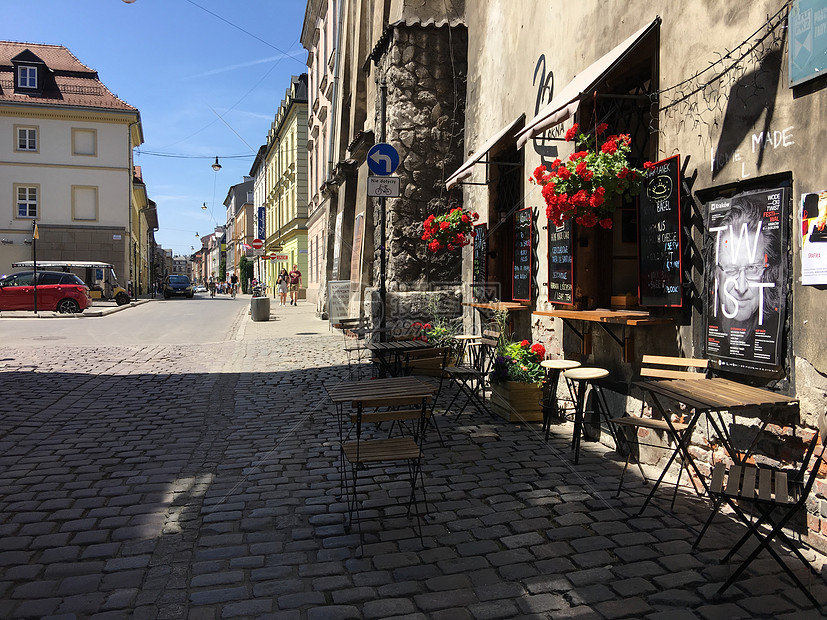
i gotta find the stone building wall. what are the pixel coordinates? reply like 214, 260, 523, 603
368, 22, 468, 327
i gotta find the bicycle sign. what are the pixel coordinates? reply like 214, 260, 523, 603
367, 176, 400, 197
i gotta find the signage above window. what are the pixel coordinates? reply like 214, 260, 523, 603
789, 0, 827, 87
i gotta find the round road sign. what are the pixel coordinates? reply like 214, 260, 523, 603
251, 239, 264, 249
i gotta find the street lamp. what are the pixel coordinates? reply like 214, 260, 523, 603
201, 202, 208, 210
211, 156, 222, 172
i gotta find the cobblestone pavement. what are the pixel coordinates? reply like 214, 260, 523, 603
0, 302, 825, 619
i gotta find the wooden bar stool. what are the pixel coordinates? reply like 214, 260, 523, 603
563, 366, 617, 464
540, 359, 580, 441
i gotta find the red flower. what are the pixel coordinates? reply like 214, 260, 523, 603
576, 213, 599, 227
423, 323, 432, 330
618, 167, 630, 179
533, 165, 548, 182
596, 123, 609, 135
530, 343, 546, 360
541, 182, 557, 201
564, 123, 579, 141
549, 158, 562, 170
447, 243, 455, 251
556, 167, 571, 180
472, 212, 480, 220
439, 221, 450, 230
643, 161, 656, 170
601, 138, 618, 155
520, 339, 530, 348
461, 214, 470, 223
590, 187, 605, 208
571, 190, 589, 207
412, 322, 422, 329
427, 240, 442, 252
569, 151, 589, 161
598, 218, 613, 229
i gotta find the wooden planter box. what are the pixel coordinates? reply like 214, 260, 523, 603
489, 381, 544, 422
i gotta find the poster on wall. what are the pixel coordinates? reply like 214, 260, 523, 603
800, 191, 827, 285
704, 186, 788, 376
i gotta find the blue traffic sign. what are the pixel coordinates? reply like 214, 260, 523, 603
367, 143, 400, 176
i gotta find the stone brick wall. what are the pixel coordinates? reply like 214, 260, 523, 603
372, 23, 468, 292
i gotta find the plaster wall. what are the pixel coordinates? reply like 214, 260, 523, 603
462, 0, 827, 545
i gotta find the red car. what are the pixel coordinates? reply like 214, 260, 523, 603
0, 270, 92, 313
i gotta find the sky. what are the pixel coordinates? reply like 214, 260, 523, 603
5, 0, 310, 256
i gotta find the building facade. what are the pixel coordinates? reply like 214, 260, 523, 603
0, 42, 143, 284
450, 0, 827, 552
263, 74, 309, 298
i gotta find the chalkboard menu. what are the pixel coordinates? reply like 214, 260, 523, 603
638, 155, 683, 307
472, 223, 488, 301
513, 207, 532, 301
547, 220, 574, 305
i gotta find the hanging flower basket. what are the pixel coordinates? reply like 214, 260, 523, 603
421, 207, 479, 253
530, 123, 645, 229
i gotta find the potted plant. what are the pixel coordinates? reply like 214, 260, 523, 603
530, 123, 645, 229
487, 310, 547, 422
421, 207, 479, 253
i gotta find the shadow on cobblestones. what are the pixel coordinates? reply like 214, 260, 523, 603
0, 339, 825, 618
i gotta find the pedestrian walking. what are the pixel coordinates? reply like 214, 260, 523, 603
288, 264, 302, 306
277, 268, 289, 306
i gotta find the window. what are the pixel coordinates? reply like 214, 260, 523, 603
17, 65, 37, 89
15, 185, 38, 218
72, 128, 97, 156
16, 126, 37, 152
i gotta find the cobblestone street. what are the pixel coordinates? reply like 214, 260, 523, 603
0, 303, 825, 619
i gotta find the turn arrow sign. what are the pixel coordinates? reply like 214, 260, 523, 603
367, 143, 400, 176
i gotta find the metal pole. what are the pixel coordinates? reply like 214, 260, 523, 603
32, 219, 38, 313
379, 77, 387, 342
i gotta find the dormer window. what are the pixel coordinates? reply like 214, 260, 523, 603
11, 49, 46, 95
17, 65, 37, 89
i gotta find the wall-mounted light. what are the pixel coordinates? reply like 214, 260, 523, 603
211, 157, 222, 172
1, 238, 12, 245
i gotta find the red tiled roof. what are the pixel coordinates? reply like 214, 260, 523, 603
0, 41, 137, 112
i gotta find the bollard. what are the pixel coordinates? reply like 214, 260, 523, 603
250, 296, 270, 321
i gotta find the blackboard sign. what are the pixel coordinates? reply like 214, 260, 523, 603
638, 155, 683, 307
513, 207, 532, 301
547, 220, 574, 305
472, 223, 488, 301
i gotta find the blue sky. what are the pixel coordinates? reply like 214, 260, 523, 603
6, 0, 309, 255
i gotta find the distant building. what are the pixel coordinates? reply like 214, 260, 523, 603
261, 74, 308, 298
0, 41, 145, 286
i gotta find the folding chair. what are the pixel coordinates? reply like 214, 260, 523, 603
342, 394, 431, 554
401, 346, 449, 444
337, 318, 371, 380
693, 411, 826, 609
440, 329, 499, 419
609, 355, 709, 513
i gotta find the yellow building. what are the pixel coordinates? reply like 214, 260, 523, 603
264, 75, 308, 295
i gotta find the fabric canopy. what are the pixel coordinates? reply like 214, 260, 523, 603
445, 113, 525, 190
515, 18, 660, 149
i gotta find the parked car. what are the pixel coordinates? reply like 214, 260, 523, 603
0, 270, 92, 313
163, 275, 194, 299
